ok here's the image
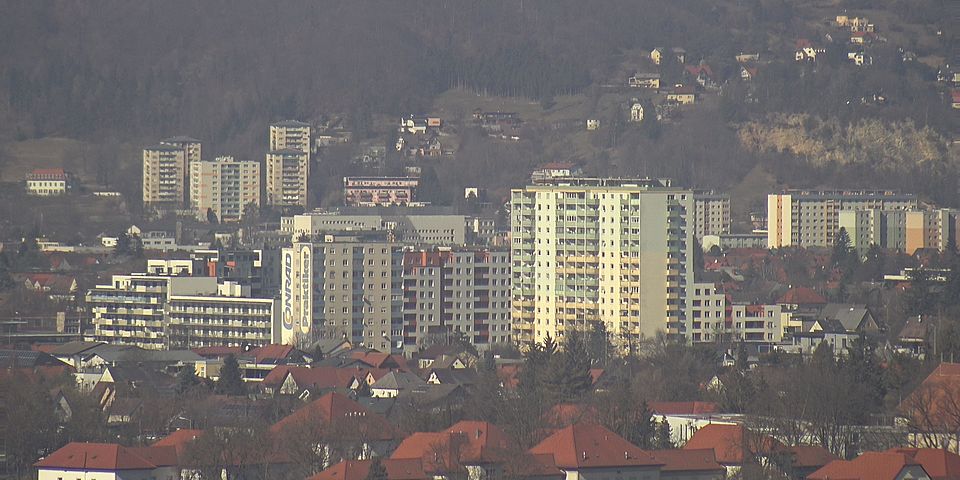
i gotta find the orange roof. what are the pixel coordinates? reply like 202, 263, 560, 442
809, 452, 926, 480
28, 168, 67, 177
777, 286, 827, 305
308, 459, 429, 480
151, 429, 202, 458
648, 401, 717, 415
496, 364, 521, 390
682, 424, 782, 465
952, 91, 960, 103
35, 443, 173, 470
247, 344, 295, 362
270, 392, 395, 440
650, 448, 724, 473
262, 365, 364, 390
349, 351, 408, 370
899, 363, 960, 430
529, 423, 662, 469
887, 448, 960, 480
391, 421, 515, 470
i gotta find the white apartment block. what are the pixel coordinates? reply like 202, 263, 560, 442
87, 275, 218, 349
401, 248, 512, 353
270, 120, 312, 156
166, 282, 281, 349
266, 149, 309, 208
689, 282, 784, 344
510, 178, 694, 347
767, 190, 917, 249
190, 156, 261, 222
282, 232, 404, 351
283, 208, 467, 245
693, 192, 731, 239
689, 282, 726, 343
142, 144, 186, 208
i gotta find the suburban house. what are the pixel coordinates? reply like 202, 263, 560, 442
260, 365, 368, 397
34, 442, 180, 480
651, 47, 665, 65
795, 39, 825, 62
951, 90, 960, 109
309, 459, 431, 480
26, 168, 73, 196
740, 66, 758, 82
808, 451, 931, 480
630, 102, 645, 122
371, 371, 427, 398
684, 65, 717, 89
848, 50, 872, 66
628, 72, 661, 90
898, 363, 960, 451
528, 423, 664, 480
667, 86, 696, 105
390, 420, 519, 480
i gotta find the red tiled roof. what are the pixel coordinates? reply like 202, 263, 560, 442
28, 168, 67, 178
776, 286, 827, 305
270, 392, 395, 440
391, 421, 515, 470
809, 452, 926, 480
650, 448, 725, 473
529, 423, 662, 469
496, 364, 521, 390
309, 459, 429, 480
684, 65, 714, 78
349, 351, 408, 370
261, 365, 364, 390
247, 344, 295, 362
888, 448, 960, 480
648, 401, 718, 415
152, 429, 202, 458
899, 363, 960, 430
951, 91, 960, 103
588, 368, 604, 384
682, 424, 782, 465
35, 443, 165, 470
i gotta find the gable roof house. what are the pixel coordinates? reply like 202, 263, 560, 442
528, 423, 664, 480
684, 65, 718, 89
35, 442, 180, 480
371, 371, 427, 398
391, 420, 517, 478
808, 451, 932, 480
899, 363, 960, 451
309, 459, 431, 480
260, 365, 366, 397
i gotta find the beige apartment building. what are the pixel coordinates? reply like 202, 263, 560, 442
693, 191, 731, 239
270, 120, 311, 156
142, 144, 187, 208
161, 136, 202, 205
839, 208, 958, 255
767, 190, 917, 249
281, 232, 404, 351
510, 178, 694, 348
266, 149, 309, 208
190, 156, 261, 222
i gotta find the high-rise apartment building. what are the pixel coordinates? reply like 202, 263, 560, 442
693, 191, 731, 239
401, 248, 512, 352
270, 120, 311, 156
266, 149, 309, 208
282, 207, 467, 245
510, 178, 694, 347
767, 190, 917, 249
190, 156, 261, 222
142, 144, 187, 208
87, 275, 218, 349
160, 136, 202, 205
281, 232, 404, 351
839, 208, 958, 255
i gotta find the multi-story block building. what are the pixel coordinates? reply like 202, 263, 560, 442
767, 190, 917, 249
87, 275, 218, 349
25, 168, 72, 196
839, 208, 958, 255
343, 177, 419, 207
689, 282, 783, 344
693, 191, 731, 239
190, 156, 261, 222
191, 249, 281, 297
142, 144, 186, 208
401, 248, 511, 352
282, 207, 467, 245
689, 282, 726, 343
161, 136, 202, 205
510, 178, 694, 347
270, 120, 312, 156
166, 282, 281, 349
266, 149, 309, 208
281, 232, 404, 351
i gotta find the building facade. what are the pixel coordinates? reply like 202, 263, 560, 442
266, 149, 309, 208
283, 208, 467, 245
25, 168, 72, 196
401, 248, 511, 352
693, 192, 731, 239
281, 232, 404, 351
87, 275, 218, 349
767, 190, 917, 249
270, 120, 312, 156
190, 156, 261, 222
839, 208, 958, 255
510, 178, 694, 347
343, 177, 419, 207
142, 145, 186, 208
160, 136, 202, 206
166, 282, 281, 349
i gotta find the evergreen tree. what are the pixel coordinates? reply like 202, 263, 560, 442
177, 366, 201, 394
586, 321, 613, 367
207, 208, 219, 224
542, 331, 593, 403
365, 456, 388, 480
653, 418, 674, 449
634, 400, 657, 449
216, 354, 245, 395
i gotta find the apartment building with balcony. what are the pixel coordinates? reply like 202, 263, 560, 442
693, 191, 731, 239
689, 282, 784, 345
160, 136, 202, 205
510, 177, 694, 347
343, 177, 419, 207
190, 156, 261, 222
281, 231, 404, 351
283, 207, 467, 245
142, 144, 186, 208
87, 275, 218, 349
767, 190, 917, 249
839, 208, 958, 255
266, 148, 309, 208
166, 282, 281, 349
270, 120, 311, 156
401, 248, 511, 353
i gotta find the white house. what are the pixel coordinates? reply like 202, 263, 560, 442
35, 442, 179, 480
630, 102, 645, 122
26, 168, 71, 196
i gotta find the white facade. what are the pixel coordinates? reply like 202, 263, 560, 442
693, 192, 731, 239
266, 149, 309, 208
285, 210, 467, 245
190, 156, 261, 222
166, 283, 281, 349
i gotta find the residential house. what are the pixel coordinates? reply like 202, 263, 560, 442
821, 303, 880, 333
735, 53, 760, 63
260, 365, 367, 397
808, 451, 931, 480
884, 448, 960, 480
651, 449, 726, 480
899, 363, 960, 451
34, 442, 180, 480
529, 423, 664, 480
848, 50, 872, 66
667, 86, 696, 105
424, 368, 478, 387
530, 162, 584, 184
740, 66, 758, 82
951, 90, 960, 109
682, 424, 782, 476
586, 119, 600, 130
309, 459, 430, 480
672, 47, 687, 64
630, 102, 645, 122
628, 72, 661, 90
26, 168, 73, 196
371, 371, 427, 398
795, 39, 825, 62
651, 48, 665, 65
684, 65, 717, 89
896, 316, 932, 358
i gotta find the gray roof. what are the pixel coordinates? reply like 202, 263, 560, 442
371, 371, 426, 391
822, 303, 871, 332
161, 135, 201, 144
92, 348, 204, 364
0, 350, 69, 368
272, 120, 310, 128
49, 341, 106, 356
